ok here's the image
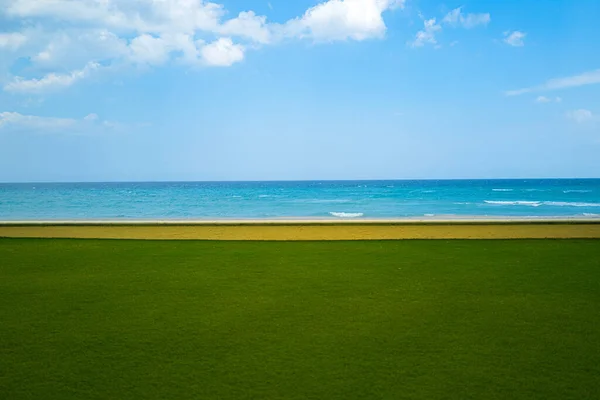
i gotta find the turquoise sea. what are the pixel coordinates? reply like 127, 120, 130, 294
1, 179, 600, 220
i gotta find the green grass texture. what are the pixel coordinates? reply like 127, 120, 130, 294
1, 239, 599, 399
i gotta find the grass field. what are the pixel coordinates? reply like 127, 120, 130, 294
1, 239, 599, 399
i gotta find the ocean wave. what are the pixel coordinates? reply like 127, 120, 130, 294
424, 214, 435, 217
329, 212, 364, 218
292, 199, 351, 204
583, 213, 600, 217
485, 200, 541, 206
492, 189, 514, 192
485, 200, 600, 207
563, 190, 592, 193
544, 201, 600, 207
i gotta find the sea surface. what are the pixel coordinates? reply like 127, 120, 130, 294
1, 179, 600, 220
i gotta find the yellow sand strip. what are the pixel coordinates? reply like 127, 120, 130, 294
1, 223, 600, 240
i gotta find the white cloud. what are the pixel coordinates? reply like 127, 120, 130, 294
409, 18, 441, 47
566, 109, 595, 124
0, 32, 27, 50
4, 0, 402, 43
0, 111, 77, 130
1, 0, 405, 92
284, 0, 404, 42
4, 62, 100, 93
5, 0, 107, 21
504, 30, 525, 47
535, 96, 562, 103
506, 69, 600, 96
410, 7, 489, 48
200, 37, 245, 66
442, 7, 490, 28
162, 33, 201, 64
3, 0, 226, 36
0, 110, 130, 133
144, 0, 225, 33
129, 34, 171, 65
31, 30, 128, 69
219, 11, 271, 44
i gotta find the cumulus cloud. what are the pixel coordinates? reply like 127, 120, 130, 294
0, 32, 27, 50
129, 34, 172, 65
0, 0, 405, 93
285, 0, 404, 42
4, 0, 129, 23
218, 11, 271, 44
442, 7, 490, 28
410, 6, 490, 48
200, 37, 245, 67
3, 0, 404, 41
408, 18, 441, 47
506, 69, 600, 96
4, 62, 100, 93
504, 30, 526, 47
33, 30, 128, 67
566, 109, 595, 124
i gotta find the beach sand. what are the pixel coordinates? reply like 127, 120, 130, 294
1, 221, 600, 240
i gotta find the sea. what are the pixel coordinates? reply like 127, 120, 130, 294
1, 179, 600, 221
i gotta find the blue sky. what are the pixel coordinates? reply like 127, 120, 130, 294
0, 0, 599, 182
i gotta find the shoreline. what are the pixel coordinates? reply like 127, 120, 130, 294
1, 216, 600, 226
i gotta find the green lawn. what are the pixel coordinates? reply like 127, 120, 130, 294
1, 239, 599, 399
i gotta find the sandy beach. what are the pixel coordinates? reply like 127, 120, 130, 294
1, 220, 600, 240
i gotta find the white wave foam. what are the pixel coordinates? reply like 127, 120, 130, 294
292, 199, 351, 204
544, 201, 600, 207
492, 189, 514, 192
329, 212, 364, 218
485, 200, 541, 206
485, 200, 600, 207
422, 190, 436, 193
583, 213, 600, 217
424, 214, 435, 217
563, 190, 592, 193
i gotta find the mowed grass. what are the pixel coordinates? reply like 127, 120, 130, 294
1, 239, 599, 400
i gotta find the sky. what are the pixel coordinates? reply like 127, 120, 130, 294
0, 0, 599, 182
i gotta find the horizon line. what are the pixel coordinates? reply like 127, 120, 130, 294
2, 177, 600, 185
